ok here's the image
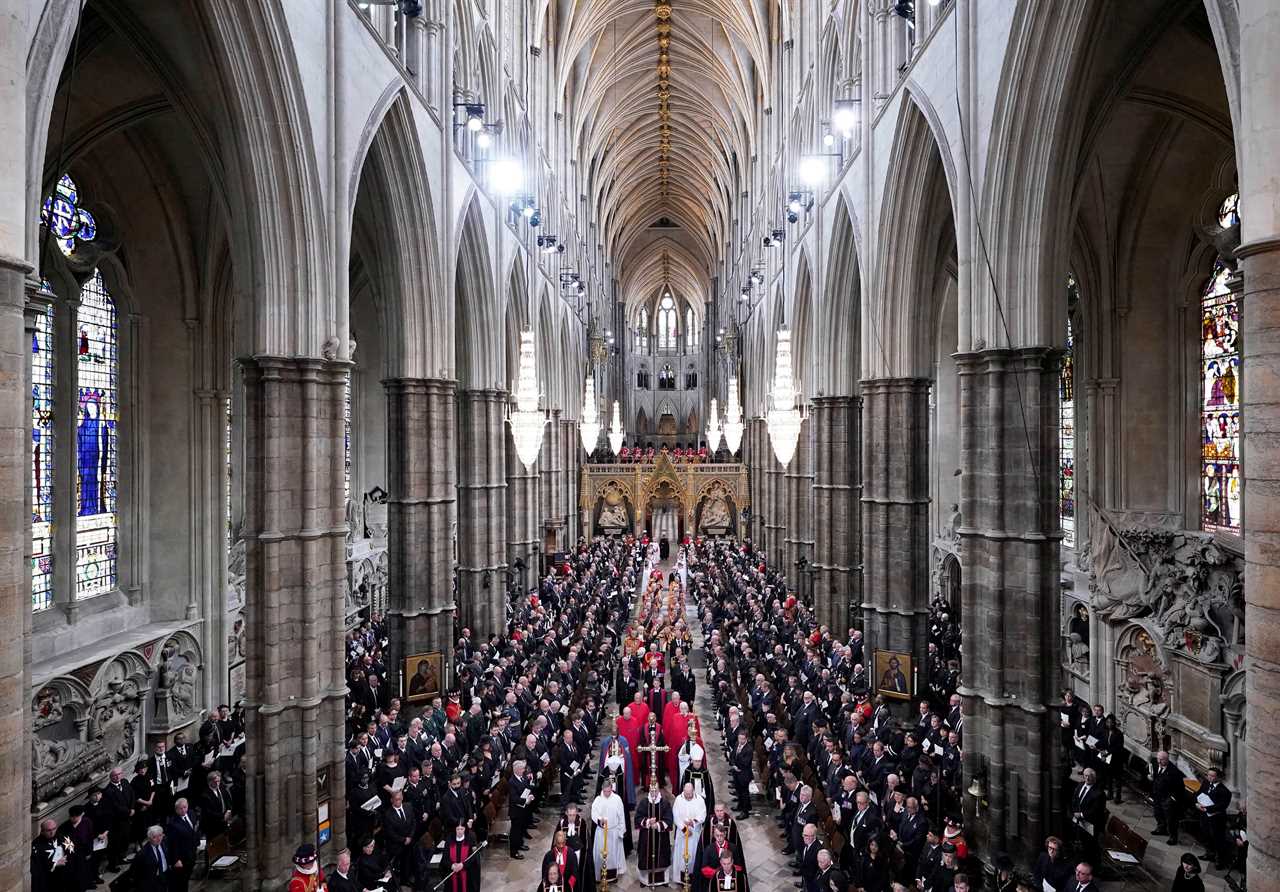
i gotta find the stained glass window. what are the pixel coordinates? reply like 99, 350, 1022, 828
75, 271, 119, 598
658, 294, 676, 351
344, 377, 352, 501
32, 298, 56, 610
1060, 276, 1078, 548
1201, 242, 1241, 533
40, 174, 97, 256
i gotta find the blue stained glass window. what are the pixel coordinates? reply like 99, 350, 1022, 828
75, 271, 119, 598
1201, 249, 1241, 534
344, 378, 352, 501
1060, 276, 1078, 548
40, 174, 97, 256
32, 298, 56, 610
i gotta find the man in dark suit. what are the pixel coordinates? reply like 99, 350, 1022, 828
795, 824, 821, 891
894, 796, 929, 876
1151, 750, 1187, 844
849, 791, 882, 854
327, 848, 359, 892
1069, 861, 1100, 892
56, 806, 96, 892
813, 848, 845, 892
99, 768, 134, 870
1197, 768, 1232, 868
507, 761, 532, 858
165, 799, 200, 892
1071, 769, 1107, 864
382, 791, 418, 885
731, 727, 754, 819
200, 771, 234, 839
133, 826, 172, 892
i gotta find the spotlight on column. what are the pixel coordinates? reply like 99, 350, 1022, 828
397, 0, 423, 15
490, 159, 524, 196
464, 104, 486, 132
475, 130, 491, 149
832, 99, 860, 137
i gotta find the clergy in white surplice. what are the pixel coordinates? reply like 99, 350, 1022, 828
591, 778, 627, 879
671, 781, 707, 885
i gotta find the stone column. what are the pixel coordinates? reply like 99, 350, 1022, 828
561, 418, 579, 543
954, 349, 1062, 863
812, 396, 860, 633
239, 357, 349, 888
785, 414, 815, 595
1, 260, 36, 892
385, 378, 456, 661
746, 418, 767, 547
505, 421, 539, 596
1240, 1, 1280, 882
859, 378, 930, 655
455, 389, 508, 638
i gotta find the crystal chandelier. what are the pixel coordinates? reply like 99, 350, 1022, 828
507, 329, 547, 469
706, 398, 723, 451
608, 400, 625, 455
766, 328, 803, 467
579, 375, 601, 453
723, 375, 744, 455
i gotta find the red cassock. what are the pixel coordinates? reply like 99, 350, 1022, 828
616, 714, 642, 767
662, 705, 692, 785
630, 701, 651, 729
446, 840, 474, 892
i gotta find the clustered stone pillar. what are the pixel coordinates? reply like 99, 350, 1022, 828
954, 349, 1063, 863
239, 357, 349, 888
746, 418, 768, 548
812, 396, 860, 633
860, 378, 930, 655
455, 389, 508, 638
505, 423, 539, 596
1240, 0, 1280, 882
785, 414, 815, 597
1, 259, 35, 892
561, 417, 579, 543
385, 378, 456, 660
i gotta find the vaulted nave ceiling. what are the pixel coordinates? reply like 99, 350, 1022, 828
553, 0, 773, 315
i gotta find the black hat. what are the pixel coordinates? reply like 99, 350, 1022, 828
942, 842, 957, 855
69, 805, 85, 817
293, 844, 317, 866
995, 853, 1014, 872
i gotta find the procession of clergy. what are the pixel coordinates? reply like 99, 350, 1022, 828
584, 552, 746, 892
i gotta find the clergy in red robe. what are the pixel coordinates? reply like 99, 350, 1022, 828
629, 691, 651, 729
663, 699, 691, 787
444, 825, 481, 892
634, 713, 668, 788
615, 707, 643, 771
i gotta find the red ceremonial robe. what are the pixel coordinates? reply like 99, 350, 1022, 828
663, 707, 690, 787
615, 714, 643, 767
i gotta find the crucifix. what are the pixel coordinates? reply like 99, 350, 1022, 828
637, 730, 669, 789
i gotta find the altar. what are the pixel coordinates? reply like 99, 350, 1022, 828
579, 453, 748, 541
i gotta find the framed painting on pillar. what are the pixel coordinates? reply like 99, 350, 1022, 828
874, 649, 913, 700
403, 651, 443, 704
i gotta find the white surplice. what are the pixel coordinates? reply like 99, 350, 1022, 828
591, 790, 627, 877
671, 790, 707, 880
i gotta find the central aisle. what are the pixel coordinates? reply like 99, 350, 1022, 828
487, 552, 791, 892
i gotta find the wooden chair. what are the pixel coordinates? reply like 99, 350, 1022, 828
1100, 814, 1154, 887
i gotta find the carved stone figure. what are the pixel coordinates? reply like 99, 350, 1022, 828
1086, 508, 1243, 665
700, 498, 730, 531
364, 486, 389, 539
599, 502, 628, 528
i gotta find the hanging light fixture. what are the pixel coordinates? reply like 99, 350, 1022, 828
766, 328, 804, 467
723, 375, 744, 455
580, 375, 601, 453
608, 400, 626, 455
706, 398, 723, 451
507, 329, 547, 469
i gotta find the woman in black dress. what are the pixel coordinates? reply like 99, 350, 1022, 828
1171, 853, 1205, 892
854, 835, 890, 892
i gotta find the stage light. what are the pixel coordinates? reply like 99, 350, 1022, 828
476, 130, 491, 149
465, 104, 486, 131
799, 156, 827, 186
832, 100, 859, 136
491, 159, 523, 195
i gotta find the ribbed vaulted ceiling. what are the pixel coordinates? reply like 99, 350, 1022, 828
554, 0, 773, 314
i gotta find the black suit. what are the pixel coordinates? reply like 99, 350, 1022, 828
165, 813, 200, 892
797, 841, 821, 892
327, 869, 360, 892
1199, 780, 1232, 863
100, 782, 133, 867
1032, 853, 1072, 891
133, 842, 172, 892
1152, 762, 1187, 836
731, 740, 753, 812
383, 802, 418, 881
200, 785, 233, 838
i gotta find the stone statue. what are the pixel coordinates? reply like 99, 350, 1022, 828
154, 643, 197, 726
599, 502, 628, 528
363, 486, 389, 539
700, 498, 730, 531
